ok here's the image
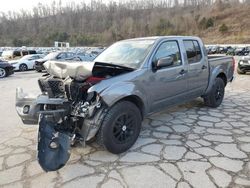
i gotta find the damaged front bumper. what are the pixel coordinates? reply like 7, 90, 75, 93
15, 87, 67, 124
15, 87, 105, 171
16, 88, 72, 171
38, 115, 71, 171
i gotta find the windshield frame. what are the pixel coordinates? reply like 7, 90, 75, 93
94, 39, 156, 69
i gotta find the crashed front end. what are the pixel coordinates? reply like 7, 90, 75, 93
15, 61, 107, 171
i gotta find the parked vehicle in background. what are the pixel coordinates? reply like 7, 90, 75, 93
16, 36, 234, 171
0, 60, 14, 78
75, 52, 96, 61
86, 47, 105, 57
34, 51, 75, 72
1, 50, 37, 61
220, 46, 233, 54
234, 47, 250, 56
226, 47, 236, 56
237, 56, 250, 74
210, 46, 219, 54
217, 47, 226, 54
9, 54, 45, 71
206, 46, 212, 54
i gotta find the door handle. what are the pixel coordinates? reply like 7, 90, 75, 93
179, 69, 187, 75
202, 65, 207, 70
176, 69, 187, 79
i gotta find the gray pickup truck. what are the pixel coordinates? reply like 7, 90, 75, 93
16, 36, 234, 171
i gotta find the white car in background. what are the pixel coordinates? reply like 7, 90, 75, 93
9, 54, 45, 71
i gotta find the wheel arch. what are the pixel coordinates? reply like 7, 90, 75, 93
107, 95, 145, 118
117, 95, 145, 118
204, 66, 228, 95
216, 72, 227, 86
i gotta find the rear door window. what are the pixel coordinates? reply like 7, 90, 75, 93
193, 41, 202, 61
184, 40, 202, 64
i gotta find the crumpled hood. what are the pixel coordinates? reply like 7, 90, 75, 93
44, 60, 95, 80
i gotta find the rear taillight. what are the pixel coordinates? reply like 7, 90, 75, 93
232, 57, 236, 72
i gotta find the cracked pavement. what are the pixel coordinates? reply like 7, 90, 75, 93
0, 65, 250, 188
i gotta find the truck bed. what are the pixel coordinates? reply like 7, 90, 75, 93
208, 55, 234, 83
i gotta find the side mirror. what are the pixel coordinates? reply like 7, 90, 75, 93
154, 56, 174, 70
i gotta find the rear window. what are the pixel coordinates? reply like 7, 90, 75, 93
184, 40, 202, 64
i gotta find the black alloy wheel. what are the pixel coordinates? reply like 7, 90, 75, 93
204, 77, 225, 108
97, 101, 142, 154
113, 113, 136, 144
215, 84, 223, 102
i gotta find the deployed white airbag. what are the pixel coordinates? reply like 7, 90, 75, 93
43, 61, 95, 80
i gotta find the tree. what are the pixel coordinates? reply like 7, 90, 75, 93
219, 24, 229, 34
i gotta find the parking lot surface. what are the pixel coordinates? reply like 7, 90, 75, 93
0, 67, 250, 188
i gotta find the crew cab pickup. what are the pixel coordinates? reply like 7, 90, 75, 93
15, 36, 234, 171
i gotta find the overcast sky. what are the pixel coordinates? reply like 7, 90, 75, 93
0, 0, 120, 13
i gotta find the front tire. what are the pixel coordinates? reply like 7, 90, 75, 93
97, 101, 142, 154
203, 77, 225, 108
19, 64, 28, 71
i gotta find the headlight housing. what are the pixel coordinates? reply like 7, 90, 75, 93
239, 60, 248, 65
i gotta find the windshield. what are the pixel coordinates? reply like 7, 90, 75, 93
94, 40, 155, 69
44, 52, 59, 60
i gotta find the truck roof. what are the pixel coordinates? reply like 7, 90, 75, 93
123, 36, 201, 42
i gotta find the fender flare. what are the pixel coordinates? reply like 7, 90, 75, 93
204, 66, 227, 95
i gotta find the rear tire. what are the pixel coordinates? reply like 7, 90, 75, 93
237, 68, 245, 74
203, 77, 225, 108
96, 101, 142, 154
19, 64, 28, 71
0, 68, 6, 78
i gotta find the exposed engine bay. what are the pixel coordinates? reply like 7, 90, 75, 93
15, 61, 133, 171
